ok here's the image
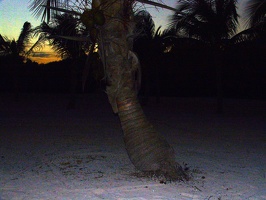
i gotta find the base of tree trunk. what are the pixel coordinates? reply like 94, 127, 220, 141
131, 163, 190, 183
118, 97, 189, 182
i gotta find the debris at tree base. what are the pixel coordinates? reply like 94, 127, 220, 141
131, 162, 190, 183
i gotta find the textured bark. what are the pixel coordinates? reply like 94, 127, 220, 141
98, 0, 187, 180
118, 96, 174, 171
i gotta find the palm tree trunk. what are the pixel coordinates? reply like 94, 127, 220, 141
118, 95, 175, 172
98, 0, 187, 180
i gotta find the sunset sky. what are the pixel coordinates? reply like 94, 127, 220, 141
0, 0, 247, 64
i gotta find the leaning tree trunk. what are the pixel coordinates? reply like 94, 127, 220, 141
97, 0, 187, 180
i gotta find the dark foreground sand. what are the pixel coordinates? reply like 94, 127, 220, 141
0, 93, 265, 199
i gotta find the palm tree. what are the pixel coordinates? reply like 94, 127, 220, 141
35, 13, 89, 109
0, 22, 33, 59
29, 0, 188, 181
36, 13, 87, 59
0, 21, 42, 100
169, 0, 239, 113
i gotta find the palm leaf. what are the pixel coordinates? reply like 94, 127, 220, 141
30, 0, 182, 23
26, 33, 47, 56
245, 0, 266, 27
136, 0, 181, 12
35, 13, 86, 59
16, 22, 33, 55
42, 5, 81, 16
135, 10, 155, 39
231, 23, 266, 44
50, 35, 91, 42
168, 0, 238, 41
0, 35, 11, 55
29, 0, 72, 22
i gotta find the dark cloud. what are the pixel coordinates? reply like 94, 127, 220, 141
31, 52, 53, 58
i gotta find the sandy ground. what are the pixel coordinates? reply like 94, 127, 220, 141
0, 93, 265, 200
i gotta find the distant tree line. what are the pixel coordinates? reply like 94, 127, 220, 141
0, 0, 266, 100
0, 38, 265, 99
0, 56, 103, 93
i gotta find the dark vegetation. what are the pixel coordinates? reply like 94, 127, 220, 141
157, 39, 266, 99
0, 38, 265, 100
0, 56, 103, 94
1, 0, 266, 101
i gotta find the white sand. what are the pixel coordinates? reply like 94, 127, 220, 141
0, 93, 265, 200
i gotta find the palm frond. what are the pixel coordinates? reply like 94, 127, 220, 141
16, 22, 33, 55
29, 0, 182, 23
231, 27, 259, 44
154, 26, 162, 37
0, 34, 11, 56
0, 35, 9, 49
244, 0, 266, 27
25, 33, 47, 56
224, 0, 239, 36
134, 10, 155, 39
35, 13, 86, 59
42, 5, 81, 15
29, 0, 72, 22
136, 0, 181, 12
232, 22, 266, 44
168, 0, 239, 42
52, 35, 91, 42
0, 34, 6, 45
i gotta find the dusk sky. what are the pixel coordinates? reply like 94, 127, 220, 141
0, 0, 247, 64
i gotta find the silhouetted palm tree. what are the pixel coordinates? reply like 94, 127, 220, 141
35, 13, 91, 109
29, 0, 188, 181
169, 0, 238, 43
0, 22, 34, 59
169, 0, 239, 113
0, 21, 42, 100
36, 13, 87, 59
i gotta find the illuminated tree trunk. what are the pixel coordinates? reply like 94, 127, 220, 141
98, 0, 187, 180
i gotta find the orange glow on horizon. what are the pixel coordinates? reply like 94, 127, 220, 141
30, 54, 62, 64
29, 45, 62, 64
